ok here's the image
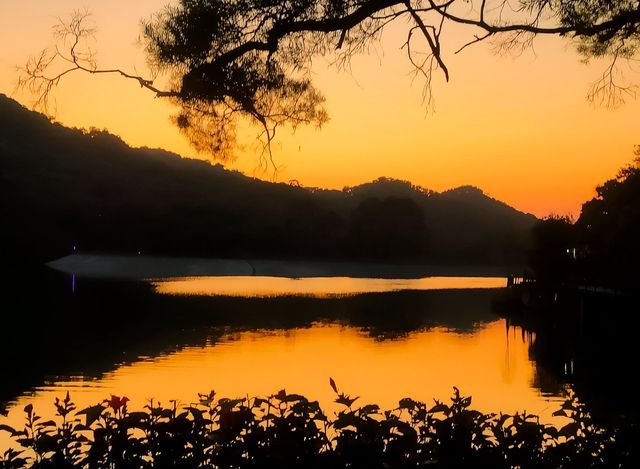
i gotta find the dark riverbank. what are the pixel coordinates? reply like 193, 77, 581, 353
494, 283, 640, 424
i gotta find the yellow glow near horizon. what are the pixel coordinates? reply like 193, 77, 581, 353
1, 0, 638, 217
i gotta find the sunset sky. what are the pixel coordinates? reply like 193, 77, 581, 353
1, 0, 638, 217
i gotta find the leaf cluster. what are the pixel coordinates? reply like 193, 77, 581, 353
1, 381, 634, 468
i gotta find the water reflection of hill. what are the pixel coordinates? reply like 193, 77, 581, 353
0, 268, 501, 404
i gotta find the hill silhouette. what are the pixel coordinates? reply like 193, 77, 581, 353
0, 94, 536, 266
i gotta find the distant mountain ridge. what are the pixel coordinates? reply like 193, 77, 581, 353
0, 94, 536, 265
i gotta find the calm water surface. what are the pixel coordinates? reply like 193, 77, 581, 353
152, 276, 506, 297
1, 275, 566, 443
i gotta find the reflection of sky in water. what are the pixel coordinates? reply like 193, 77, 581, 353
152, 276, 506, 297
1, 319, 565, 446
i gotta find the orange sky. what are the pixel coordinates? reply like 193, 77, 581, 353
1, 0, 638, 217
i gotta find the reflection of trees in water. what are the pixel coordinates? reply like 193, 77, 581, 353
1, 269, 502, 404
495, 286, 640, 423
347, 288, 498, 340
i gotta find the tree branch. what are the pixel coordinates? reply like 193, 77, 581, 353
404, 1, 449, 81
183, 0, 404, 88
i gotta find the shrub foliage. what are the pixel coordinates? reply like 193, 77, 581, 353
0, 380, 636, 468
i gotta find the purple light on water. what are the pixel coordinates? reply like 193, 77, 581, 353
71, 273, 76, 294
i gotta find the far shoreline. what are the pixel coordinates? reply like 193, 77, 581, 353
46, 254, 522, 280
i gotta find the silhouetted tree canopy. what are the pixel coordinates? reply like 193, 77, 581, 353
529, 215, 575, 284
22, 1, 640, 161
529, 150, 640, 289
575, 152, 640, 287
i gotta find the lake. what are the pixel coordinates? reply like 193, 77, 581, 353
1, 272, 572, 442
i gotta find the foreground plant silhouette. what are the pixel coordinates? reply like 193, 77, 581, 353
0, 380, 637, 468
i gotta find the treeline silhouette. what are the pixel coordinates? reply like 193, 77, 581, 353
0, 95, 535, 266
529, 156, 640, 290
